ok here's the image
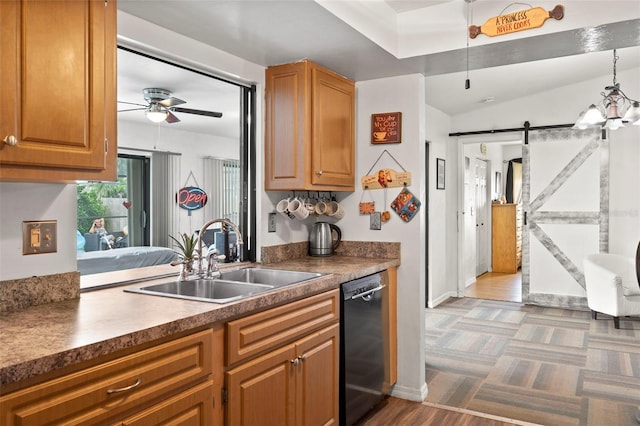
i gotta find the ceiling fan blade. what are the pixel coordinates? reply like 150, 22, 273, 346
117, 100, 147, 107
170, 107, 223, 118
159, 96, 186, 107
165, 111, 181, 123
118, 107, 147, 113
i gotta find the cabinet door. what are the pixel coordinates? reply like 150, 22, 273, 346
0, 0, 117, 181
296, 324, 339, 426
226, 344, 297, 426
264, 62, 307, 190
310, 66, 355, 189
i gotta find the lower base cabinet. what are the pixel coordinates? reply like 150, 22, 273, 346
0, 329, 217, 425
225, 289, 340, 426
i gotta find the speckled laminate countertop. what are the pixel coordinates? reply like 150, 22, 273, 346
0, 254, 399, 390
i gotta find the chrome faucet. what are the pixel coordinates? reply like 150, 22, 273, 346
196, 219, 244, 278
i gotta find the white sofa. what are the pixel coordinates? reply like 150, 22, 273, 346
583, 253, 640, 329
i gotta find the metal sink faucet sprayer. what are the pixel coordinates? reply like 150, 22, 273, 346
196, 219, 244, 278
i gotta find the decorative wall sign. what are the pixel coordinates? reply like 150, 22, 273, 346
362, 168, 412, 190
177, 186, 208, 210
371, 112, 402, 144
390, 187, 421, 223
469, 4, 564, 39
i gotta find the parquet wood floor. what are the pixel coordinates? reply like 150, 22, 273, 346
356, 397, 540, 425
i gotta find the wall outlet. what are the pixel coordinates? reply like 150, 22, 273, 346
268, 212, 277, 232
23, 220, 57, 255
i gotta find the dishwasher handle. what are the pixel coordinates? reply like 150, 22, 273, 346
350, 284, 385, 301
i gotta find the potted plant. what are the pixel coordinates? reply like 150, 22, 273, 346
169, 233, 199, 280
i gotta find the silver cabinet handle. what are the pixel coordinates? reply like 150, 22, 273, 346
315, 170, 323, 177
290, 358, 299, 366
107, 378, 142, 394
3, 135, 17, 146
298, 355, 306, 362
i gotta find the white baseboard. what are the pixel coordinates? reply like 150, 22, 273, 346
389, 381, 428, 402
428, 291, 457, 308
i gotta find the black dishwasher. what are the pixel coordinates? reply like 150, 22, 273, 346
340, 273, 386, 426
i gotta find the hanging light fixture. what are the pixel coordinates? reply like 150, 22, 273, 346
574, 49, 640, 130
145, 103, 168, 123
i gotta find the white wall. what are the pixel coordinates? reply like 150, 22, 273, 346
424, 105, 456, 306
0, 184, 78, 281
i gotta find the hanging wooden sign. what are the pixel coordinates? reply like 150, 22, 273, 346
361, 168, 411, 190
469, 4, 564, 39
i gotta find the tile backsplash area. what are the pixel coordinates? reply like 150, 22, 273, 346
0, 272, 80, 314
261, 240, 400, 264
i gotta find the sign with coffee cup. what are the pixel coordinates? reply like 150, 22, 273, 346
371, 112, 401, 144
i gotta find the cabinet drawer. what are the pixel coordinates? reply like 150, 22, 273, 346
118, 380, 214, 425
227, 289, 339, 366
0, 330, 212, 425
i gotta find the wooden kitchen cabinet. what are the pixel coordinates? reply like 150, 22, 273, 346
225, 289, 340, 426
491, 203, 523, 273
0, 0, 117, 182
0, 329, 217, 425
265, 60, 355, 191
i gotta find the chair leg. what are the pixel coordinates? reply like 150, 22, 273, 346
613, 317, 620, 329
591, 310, 598, 320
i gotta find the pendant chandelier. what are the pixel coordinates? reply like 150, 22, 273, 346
573, 49, 640, 130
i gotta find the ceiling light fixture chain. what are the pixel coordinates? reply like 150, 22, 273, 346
464, 0, 475, 90
573, 49, 640, 131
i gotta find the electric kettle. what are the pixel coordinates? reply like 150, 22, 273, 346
309, 222, 342, 257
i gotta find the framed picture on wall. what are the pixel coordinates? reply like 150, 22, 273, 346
436, 158, 445, 190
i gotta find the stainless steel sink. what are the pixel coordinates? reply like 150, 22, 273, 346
124, 268, 323, 303
219, 267, 323, 287
125, 279, 275, 303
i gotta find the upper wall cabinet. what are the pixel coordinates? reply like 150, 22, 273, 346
265, 60, 355, 191
0, 0, 117, 182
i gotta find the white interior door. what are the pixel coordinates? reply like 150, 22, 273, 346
523, 128, 607, 304
475, 159, 489, 275
463, 156, 476, 285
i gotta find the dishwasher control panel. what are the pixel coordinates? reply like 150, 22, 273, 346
341, 273, 381, 300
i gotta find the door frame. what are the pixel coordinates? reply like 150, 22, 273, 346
456, 134, 523, 298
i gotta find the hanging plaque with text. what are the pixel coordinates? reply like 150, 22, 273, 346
469, 4, 564, 39
371, 112, 402, 144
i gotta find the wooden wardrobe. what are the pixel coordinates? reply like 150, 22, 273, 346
491, 203, 522, 273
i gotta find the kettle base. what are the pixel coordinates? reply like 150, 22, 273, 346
309, 248, 333, 257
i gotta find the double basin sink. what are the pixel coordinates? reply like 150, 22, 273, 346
125, 267, 324, 304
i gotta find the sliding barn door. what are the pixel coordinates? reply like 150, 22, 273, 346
522, 128, 608, 307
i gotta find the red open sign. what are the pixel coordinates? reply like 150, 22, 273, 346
177, 186, 208, 210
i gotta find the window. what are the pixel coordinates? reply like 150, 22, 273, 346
77, 47, 255, 276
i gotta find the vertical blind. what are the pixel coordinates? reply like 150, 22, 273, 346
203, 157, 240, 226
151, 151, 181, 247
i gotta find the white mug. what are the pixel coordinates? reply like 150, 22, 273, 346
276, 197, 295, 219
288, 198, 309, 220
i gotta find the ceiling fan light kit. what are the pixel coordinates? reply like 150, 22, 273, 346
118, 87, 223, 124
573, 49, 640, 130
145, 103, 168, 123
